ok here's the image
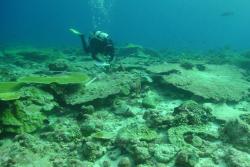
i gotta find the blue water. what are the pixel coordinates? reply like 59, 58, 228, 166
1, 0, 250, 50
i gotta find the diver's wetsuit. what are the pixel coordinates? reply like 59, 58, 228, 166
80, 32, 115, 62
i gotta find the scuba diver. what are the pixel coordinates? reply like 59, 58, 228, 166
70, 28, 115, 66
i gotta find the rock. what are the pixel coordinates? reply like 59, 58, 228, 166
196, 64, 206, 71
0, 66, 18, 81
20, 87, 57, 112
0, 133, 57, 167
102, 160, 111, 167
116, 44, 161, 71
168, 124, 219, 149
81, 161, 94, 167
239, 113, 250, 125
142, 92, 158, 109
80, 118, 101, 136
146, 63, 181, 75
107, 149, 121, 160
3, 47, 62, 62
143, 109, 174, 129
40, 117, 81, 142
82, 141, 106, 161
173, 100, 214, 125
118, 157, 132, 167
117, 44, 143, 57
116, 123, 158, 144
136, 164, 153, 167
144, 101, 213, 129
236, 59, 250, 71
132, 146, 151, 163
18, 51, 49, 61
14, 133, 39, 148
77, 105, 95, 120
112, 100, 135, 117
225, 148, 250, 167
152, 144, 179, 163
220, 119, 250, 153
180, 61, 194, 70
48, 59, 69, 71
81, 105, 95, 114
175, 148, 199, 167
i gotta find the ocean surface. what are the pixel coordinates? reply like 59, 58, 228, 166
1, 0, 250, 50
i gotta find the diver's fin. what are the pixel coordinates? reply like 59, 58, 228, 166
69, 28, 82, 35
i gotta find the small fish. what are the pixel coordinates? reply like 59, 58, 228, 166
221, 11, 235, 17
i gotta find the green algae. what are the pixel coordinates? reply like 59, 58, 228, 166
0, 87, 57, 134
0, 102, 46, 134
18, 72, 89, 84
0, 73, 89, 101
0, 82, 23, 101
0, 92, 21, 101
0, 82, 22, 93
0, 108, 22, 127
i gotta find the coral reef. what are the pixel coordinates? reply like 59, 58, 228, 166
0, 45, 250, 166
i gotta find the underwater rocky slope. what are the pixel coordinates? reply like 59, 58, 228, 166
0, 45, 250, 167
